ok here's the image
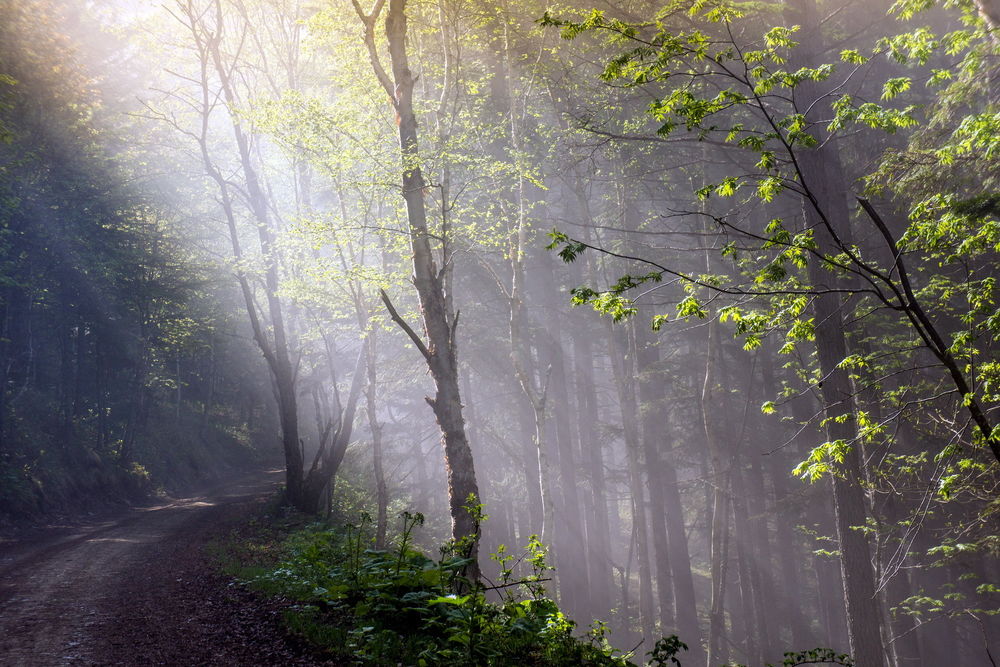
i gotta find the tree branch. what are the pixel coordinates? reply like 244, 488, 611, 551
857, 197, 1000, 463
379, 289, 430, 360
351, 0, 397, 105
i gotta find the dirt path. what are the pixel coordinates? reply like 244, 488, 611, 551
0, 469, 325, 666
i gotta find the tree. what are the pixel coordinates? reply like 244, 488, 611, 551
158, 0, 364, 513
545, 0, 1000, 661
352, 0, 482, 579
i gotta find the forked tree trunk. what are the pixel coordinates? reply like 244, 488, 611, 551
176, 0, 306, 508
178, 0, 368, 514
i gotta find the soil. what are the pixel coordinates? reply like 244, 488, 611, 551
0, 469, 331, 666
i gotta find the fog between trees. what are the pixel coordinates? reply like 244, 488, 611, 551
1, 0, 999, 664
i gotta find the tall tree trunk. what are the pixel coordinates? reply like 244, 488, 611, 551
541, 324, 589, 617
733, 351, 776, 662
659, 443, 704, 661
500, 7, 558, 572
703, 315, 730, 667
365, 332, 388, 549
608, 322, 655, 647
356, 0, 481, 578
634, 321, 676, 634
628, 313, 702, 659
565, 165, 616, 625
807, 232, 886, 667
571, 321, 615, 621
787, 2, 887, 662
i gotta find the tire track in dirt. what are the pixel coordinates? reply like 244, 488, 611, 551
0, 469, 321, 666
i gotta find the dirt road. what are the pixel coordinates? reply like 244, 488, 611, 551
0, 469, 320, 666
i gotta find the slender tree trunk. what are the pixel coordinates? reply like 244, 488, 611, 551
659, 446, 704, 660
764, 347, 823, 649
703, 315, 730, 667
516, 389, 544, 537
530, 248, 590, 616
634, 321, 676, 634
608, 322, 655, 646
732, 465, 761, 664
356, 0, 481, 578
733, 351, 776, 661
365, 332, 388, 549
571, 322, 615, 621
502, 8, 558, 570
633, 315, 702, 659
542, 325, 589, 615
528, 401, 556, 551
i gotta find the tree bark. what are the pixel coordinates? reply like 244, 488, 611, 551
803, 174, 888, 667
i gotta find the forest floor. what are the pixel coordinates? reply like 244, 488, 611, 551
0, 468, 330, 666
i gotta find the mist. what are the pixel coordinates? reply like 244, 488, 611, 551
1, 0, 998, 665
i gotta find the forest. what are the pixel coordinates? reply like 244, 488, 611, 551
0, 0, 998, 665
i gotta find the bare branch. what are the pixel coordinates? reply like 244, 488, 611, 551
379, 289, 430, 361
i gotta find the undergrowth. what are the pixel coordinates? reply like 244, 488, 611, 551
215, 497, 853, 667
217, 502, 647, 666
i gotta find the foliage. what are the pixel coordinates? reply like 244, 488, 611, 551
545, 0, 999, 466
542, 0, 1000, 647
244, 511, 636, 666
544, 0, 1000, 486
756, 647, 854, 666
